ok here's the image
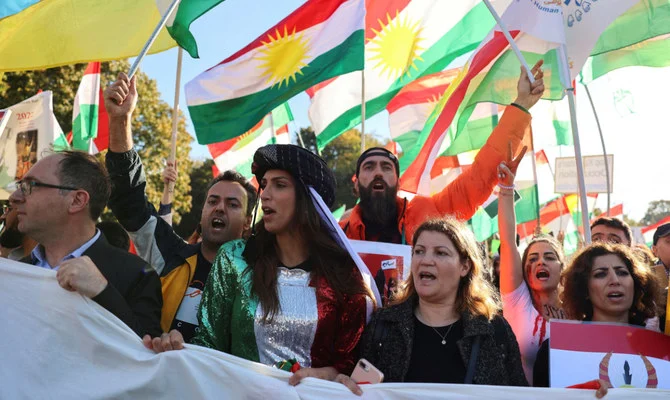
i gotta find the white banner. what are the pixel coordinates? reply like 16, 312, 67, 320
0, 91, 67, 199
1, 258, 668, 399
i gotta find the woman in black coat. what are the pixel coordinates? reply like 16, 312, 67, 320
340, 218, 527, 388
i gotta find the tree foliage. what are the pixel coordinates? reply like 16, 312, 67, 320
640, 200, 670, 226
0, 61, 193, 224
298, 127, 384, 209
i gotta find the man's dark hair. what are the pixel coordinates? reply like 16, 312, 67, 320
207, 170, 257, 217
590, 216, 633, 245
57, 151, 111, 221
96, 221, 130, 252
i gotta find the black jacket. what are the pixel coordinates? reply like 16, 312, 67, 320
25, 235, 162, 337
105, 149, 199, 278
359, 298, 528, 386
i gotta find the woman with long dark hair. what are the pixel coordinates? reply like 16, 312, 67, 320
148, 144, 373, 389
497, 145, 567, 384
533, 242, 662, 389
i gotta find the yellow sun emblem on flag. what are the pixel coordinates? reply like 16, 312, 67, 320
368, 12, 425, 80
258, 26, 310, 88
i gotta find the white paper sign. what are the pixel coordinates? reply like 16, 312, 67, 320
554, 155, 614, 194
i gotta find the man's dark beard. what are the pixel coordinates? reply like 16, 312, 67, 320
0, 226, 24, 248
358, 179, 398, 227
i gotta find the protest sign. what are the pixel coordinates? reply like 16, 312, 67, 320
550, 320, 670, 389
0, 91, 68, 199
350, 240, 412, 305
554, 155, 614, 194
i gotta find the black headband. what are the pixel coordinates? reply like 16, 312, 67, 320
355, 147, 399, 177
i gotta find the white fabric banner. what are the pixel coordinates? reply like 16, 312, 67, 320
1, 258, 668, 399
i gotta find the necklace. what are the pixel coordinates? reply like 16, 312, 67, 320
431, 322, 455, 345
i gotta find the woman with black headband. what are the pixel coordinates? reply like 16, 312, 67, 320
148, 144, 373, 391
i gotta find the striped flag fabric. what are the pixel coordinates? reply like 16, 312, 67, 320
207, 103, 293, 180
186, 0, 364, 145
155, 0, 225, 58
550, 321, 669, 388
400, 0, 643, 195
71, 62, 108, 154
0, 0, 176, 72
641, 216, 670, 247
307, 0, 499, 149
579, 0, 670, 84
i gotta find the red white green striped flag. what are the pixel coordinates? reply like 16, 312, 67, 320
186, 0, 364, 145
641, 215, 670, 247
307, 0, 499, 149
71, 62, 109, 154
400, 0, 640, 195
208, 103, 293, 179
579, 0, 670, 84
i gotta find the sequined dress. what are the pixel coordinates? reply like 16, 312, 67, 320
192, 239, 367, 374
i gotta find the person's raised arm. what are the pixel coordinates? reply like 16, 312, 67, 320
430, 60, 545, 221
104, 73, 137, 153
498, 143, 527, 295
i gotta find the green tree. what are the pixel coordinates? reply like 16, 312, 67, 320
174, 159, 215, 238
298, 127, 384, 209
0, 61, 194, 224
640, 200, 670, 226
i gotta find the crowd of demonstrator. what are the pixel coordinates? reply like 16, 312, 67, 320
1, 60, 666, 397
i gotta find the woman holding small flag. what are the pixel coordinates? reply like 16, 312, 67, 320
533, 242, 663, 390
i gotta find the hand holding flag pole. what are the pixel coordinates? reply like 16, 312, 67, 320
128, 0, 182, 79
481, 0, 535, 85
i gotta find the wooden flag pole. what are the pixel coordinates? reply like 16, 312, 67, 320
167, 47, 183, 194
128, 0, 181, 79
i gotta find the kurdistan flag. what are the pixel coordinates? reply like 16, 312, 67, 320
156, 0, 225, 58
186, 0, 364, 145
308, 0, 500, 149
71, 62, 109, 154
399, 0, 639, 194
579, 0, 670, 84
208, 104, 293, 180
0, 0, 175, 72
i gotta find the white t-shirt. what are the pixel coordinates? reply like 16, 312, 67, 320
502, 283, 550, 385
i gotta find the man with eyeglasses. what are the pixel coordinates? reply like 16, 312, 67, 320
8, 151, 162, 338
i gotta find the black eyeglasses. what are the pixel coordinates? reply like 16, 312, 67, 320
15, 180, 78, 196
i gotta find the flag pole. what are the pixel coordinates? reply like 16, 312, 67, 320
361, 70, 366, 153
128, 0, 181, 79
529, 131, 541, 225
482, 0, 535, 84
269, 111, 277, 143
582, 80, 611, 215
558, 44, 592, 244
167, 47, 183, 194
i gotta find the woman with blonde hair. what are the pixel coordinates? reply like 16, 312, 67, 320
342, 218, 526, 387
